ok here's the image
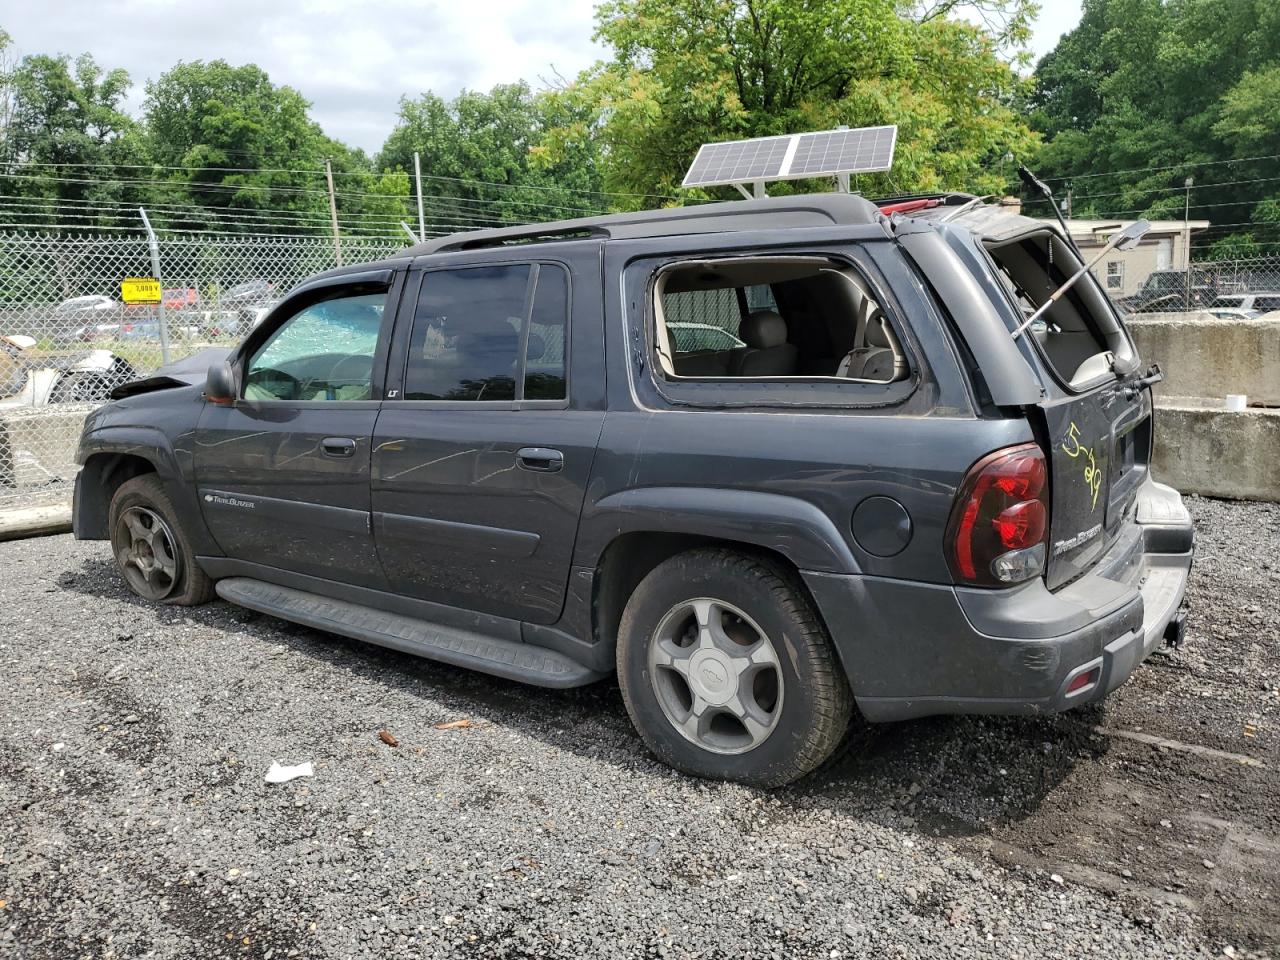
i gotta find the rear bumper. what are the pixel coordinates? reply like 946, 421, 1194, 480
805, 479, 1193, 722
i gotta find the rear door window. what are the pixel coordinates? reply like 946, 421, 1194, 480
403, 263, 568, 402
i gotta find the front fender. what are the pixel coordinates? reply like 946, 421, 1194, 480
76, 424, 182, 478
574, 486, 860, 574
72, 424, 220, 554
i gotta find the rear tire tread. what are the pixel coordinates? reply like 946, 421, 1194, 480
617, 547, 853, 788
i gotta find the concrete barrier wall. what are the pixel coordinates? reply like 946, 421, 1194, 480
1152, 404, 1280, 502
1127, 314, 1280, 406
0, 403, 93, 489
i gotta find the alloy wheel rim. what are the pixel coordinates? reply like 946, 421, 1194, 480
114, 506, 181, 601
648, 597, 783, 755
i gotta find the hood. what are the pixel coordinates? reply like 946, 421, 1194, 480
110, 346, 232, 400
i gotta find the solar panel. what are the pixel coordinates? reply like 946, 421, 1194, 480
787, 125, 897, 178
681, 135, 794, 188
682, 125, 898, 190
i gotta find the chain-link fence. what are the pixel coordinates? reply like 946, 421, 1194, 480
4, 227, 1280, 521
1113, 254, 1280, 314
0, 230, 400, 512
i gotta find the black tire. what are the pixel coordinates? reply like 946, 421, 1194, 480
108, 474, 216, 606
616, 548, 852, 788
50, 373, 111, 404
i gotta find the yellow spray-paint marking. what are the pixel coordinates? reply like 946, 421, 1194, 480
1061, 421, 1102, 511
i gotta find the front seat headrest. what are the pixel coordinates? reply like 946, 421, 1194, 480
739, 310, 788, 349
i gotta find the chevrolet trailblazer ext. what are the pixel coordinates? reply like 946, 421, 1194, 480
72, 194, 1193, 787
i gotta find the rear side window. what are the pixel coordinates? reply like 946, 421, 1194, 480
1254, 296, 1280, 313
403, 263, 568, 402
652, 254, 909, 384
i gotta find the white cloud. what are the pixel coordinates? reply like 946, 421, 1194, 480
3, 0, 604, 153
5, 1, 1081, 154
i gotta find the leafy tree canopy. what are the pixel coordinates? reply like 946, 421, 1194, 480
378, 82, 605, 225
538, 0, 1040, 207
1028, 0, 1280, 257
0, 46, 148, 229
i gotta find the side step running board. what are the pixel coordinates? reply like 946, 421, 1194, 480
215, 577, 603, 689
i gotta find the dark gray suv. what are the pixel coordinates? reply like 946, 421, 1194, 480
72, 194, 1193, 787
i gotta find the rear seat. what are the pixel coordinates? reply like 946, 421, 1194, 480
672, 309, 797, 377
674, 349, 734, 376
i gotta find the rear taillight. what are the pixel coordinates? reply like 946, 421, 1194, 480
946, 443, 1049, 587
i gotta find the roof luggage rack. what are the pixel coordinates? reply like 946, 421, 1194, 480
404, 193, 882, 256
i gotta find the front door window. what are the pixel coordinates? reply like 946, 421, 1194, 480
245, 291, 386, 401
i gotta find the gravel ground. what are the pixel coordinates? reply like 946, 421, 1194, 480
1, 496, 1277, 959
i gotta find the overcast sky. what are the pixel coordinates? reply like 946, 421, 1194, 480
3, 0, 1082, 156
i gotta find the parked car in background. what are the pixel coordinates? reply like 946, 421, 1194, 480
53, 295, 123, 342
0, 334, 135, 409
1209, 292, 1280, 316
668, 321, 746, 353
1116, 268, 1218, 313
201, 280, 279, 339
1207, 307, 1257, 321
220, 279, 276, 308
162, 287, 200, 310
119, 318, 203, 341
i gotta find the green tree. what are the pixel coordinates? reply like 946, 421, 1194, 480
538, 0, 1039, 206
378, 82, 605, 227
1028, 0, 1280, 255
0, 48, 148, 231
144, 60, 409, 235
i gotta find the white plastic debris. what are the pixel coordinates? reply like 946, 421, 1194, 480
264, 761, 314, 784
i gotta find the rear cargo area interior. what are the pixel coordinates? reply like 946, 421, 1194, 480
653, 256, 908, 383
984, 230, 1138, 387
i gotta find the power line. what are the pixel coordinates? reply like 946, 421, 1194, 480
1040, 153, 1280, 184
0, 195, 520, 226
5, 158, 669, 203
0, 170, 608, 217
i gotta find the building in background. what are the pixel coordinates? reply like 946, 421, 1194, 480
1055, 218, 1211, 297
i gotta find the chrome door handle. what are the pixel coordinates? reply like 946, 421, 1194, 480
516, 447, 563, 472
322, 437, 357, 458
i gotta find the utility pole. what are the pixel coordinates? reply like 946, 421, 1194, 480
1183, 176, 1194, 310
1065, 183, 1073, 219
413, 151, 426, 240
324, 158, 343, 267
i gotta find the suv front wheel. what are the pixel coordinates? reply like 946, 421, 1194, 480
109, 474, 215, 606
616, 548, 852, 787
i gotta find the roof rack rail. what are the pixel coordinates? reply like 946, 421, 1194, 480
403, 193, 882, 256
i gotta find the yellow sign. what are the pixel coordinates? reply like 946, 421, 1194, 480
121, 277, 161, 304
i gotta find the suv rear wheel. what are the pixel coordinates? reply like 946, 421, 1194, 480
616, 548, 852, 787
109, 474, 215, 606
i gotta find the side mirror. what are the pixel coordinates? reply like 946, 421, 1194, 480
205, 361, 236, 405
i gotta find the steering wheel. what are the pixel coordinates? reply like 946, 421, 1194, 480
245, 367, 301, 401
323, 355, 372, 399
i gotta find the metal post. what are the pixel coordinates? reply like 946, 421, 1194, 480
324, 159, 343, 267
137, 207, 170, 364
400, 222, 419, 243
1184, 176, 1194, 309
413, 151, 426, 240
1065, 184, 1073, 219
